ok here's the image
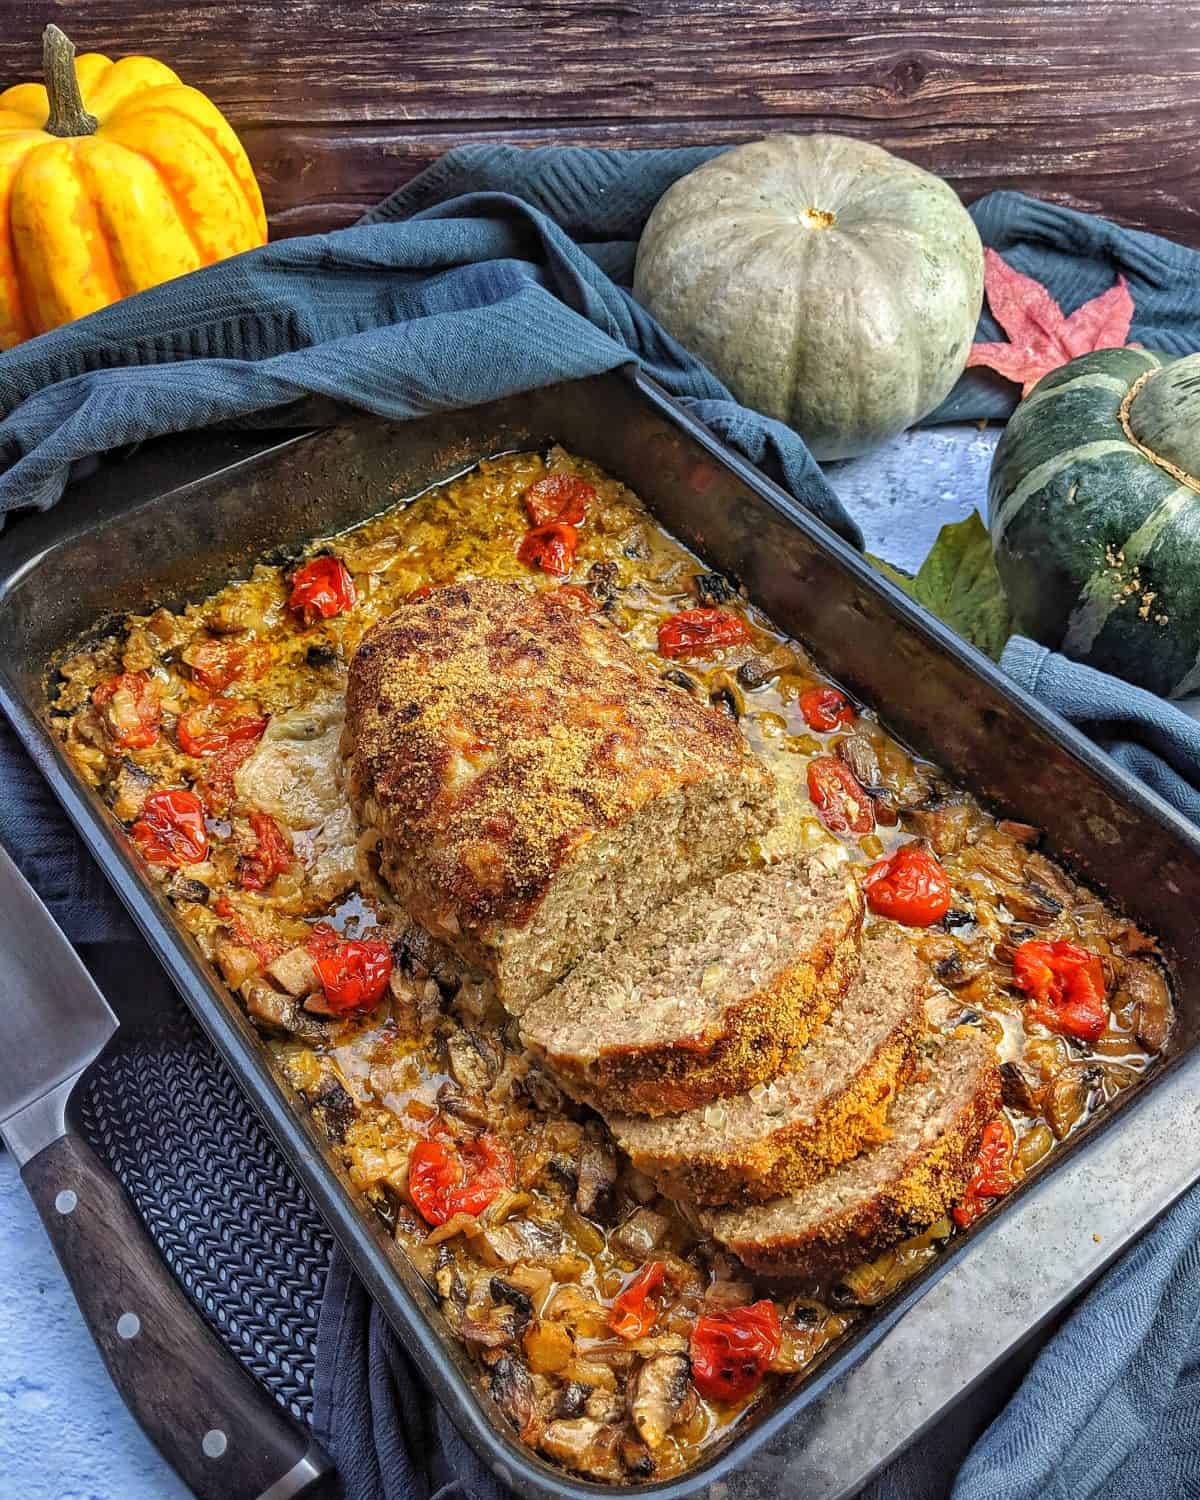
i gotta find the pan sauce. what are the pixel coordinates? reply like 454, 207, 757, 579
52, 449, 1170, 1482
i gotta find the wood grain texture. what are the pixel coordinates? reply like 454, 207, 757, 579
1, 2, 1197, 241
22, 1131, 322, 1500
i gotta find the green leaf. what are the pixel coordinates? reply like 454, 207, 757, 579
869, 512, 1012, 660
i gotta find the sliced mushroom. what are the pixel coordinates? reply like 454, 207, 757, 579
999, 1060, 1041, 1114
1044, 1064, 1105, 1140
693, 571, 738, 606
241, 979, 297, 1034
519, 1063, 570, 1115
489, 1355, 540, 1442
110, 757, 157, 821
630, 1351, 691, 1450
436, 1081, 490, 1133
920, 935, 984, 988
266, 945, 321, 997
837, 735, 881, 788
993, 924, 1038, 968
553, 1381, 592, 1420
435, 1246, 468, 1332
612, 1206, 670, 1259
310, 1076, 357, 1143
998, 819, 1039, 847
620, 1433, 655, 1478
1121, 958, 1174, 1052
540, 1418, 619, 1479
708, 670, 744, 720
394, 922, 462, 997
662, 666, 701, 696
905, 801, 975, 856
490, 1276, 535, 1332
586, 560, 620, 605
1023, 851, 1079, 905
462, 1306, 523, 1355
215, 937, 260, 990
736, 656, 774, 690
479, 1217, 563, 1267
441, 1027, 502, 1094
576, 1124, 619, 1221
584, 1387, 625, 1422
164, 872, 210, 907
1002, 882, 1063, 927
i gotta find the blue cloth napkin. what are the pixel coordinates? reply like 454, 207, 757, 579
3, 143, 1200, 1500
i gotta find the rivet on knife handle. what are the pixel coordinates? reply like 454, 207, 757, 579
22, 1128, 330, 1500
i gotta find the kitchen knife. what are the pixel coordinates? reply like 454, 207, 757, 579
0, 840, 332, 1500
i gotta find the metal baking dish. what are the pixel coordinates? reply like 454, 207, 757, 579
3, 368, 1200, 1499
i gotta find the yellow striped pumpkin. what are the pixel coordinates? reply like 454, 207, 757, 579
0, 25, 266, 349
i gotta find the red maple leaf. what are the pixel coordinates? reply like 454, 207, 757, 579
966, 248, 1135, 397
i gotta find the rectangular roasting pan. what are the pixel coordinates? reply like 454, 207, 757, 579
4, 367, 1200, 1500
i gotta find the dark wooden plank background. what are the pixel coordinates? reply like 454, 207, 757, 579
3, 1, 1199, 243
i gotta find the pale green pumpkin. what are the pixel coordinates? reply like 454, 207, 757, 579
989, 347, 1200, 698
634, 134, 984, 460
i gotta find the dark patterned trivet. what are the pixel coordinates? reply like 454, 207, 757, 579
76, 970, 332, 1425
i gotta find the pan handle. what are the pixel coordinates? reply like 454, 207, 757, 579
23, 1127, 331, 1500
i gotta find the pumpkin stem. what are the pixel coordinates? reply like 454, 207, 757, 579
42, 24, 98, 138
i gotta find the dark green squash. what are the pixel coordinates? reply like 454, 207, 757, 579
989, 347, 1200, 698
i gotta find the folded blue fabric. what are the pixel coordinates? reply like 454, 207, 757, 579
3, 143, 1200, 1500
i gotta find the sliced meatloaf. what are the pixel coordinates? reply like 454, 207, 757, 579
519, 857, 864, 1116
345, 580, 776, 1014
610, 933, 926, 1205
701, 1030, 1000, 1278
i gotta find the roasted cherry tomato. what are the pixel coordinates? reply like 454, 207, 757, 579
524, 474, 595, 527
178, 699, 269, 757
408, 1133, 516, 1226
953, 1117, 1019, 1229
131, 788, 209, 867
237, 812, 292, 891
657, 607, 752, 660
807, 755, 874, 835
1013, 939, 1108, 1042
517, 522, 578, 576
610, 1261, 667, 1341
863, 843, 952, 926
188, 639, 270, 691
690, 1300, 781, 1403
195, 738, 258, 814
92, 672, 160, 750
798, 685, 856, 732
288, 556, 357, 624
306, 927, 393, 1014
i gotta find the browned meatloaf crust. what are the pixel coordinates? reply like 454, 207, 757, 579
610, 933, 926, 1205
519, 858, 864, 1117
701, 1030, 1000, 1278
345, 579, 777, 1013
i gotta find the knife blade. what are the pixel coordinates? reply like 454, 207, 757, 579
0, 840, 332, 1500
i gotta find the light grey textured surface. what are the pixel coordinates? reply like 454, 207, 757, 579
0, 422, 1009, 1500
0, 1149, 191, 1500
828, 423, 1001, 574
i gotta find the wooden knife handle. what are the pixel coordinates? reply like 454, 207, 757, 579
23, 1129, 329, 1500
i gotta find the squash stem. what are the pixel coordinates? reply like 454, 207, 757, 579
42, 24, 98, 139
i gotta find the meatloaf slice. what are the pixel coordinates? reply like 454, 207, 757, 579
519, 858, 864, 1116
345, 580, 776, 1014
701, 1030, 1000, 1278
610, 933, 926, 1205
